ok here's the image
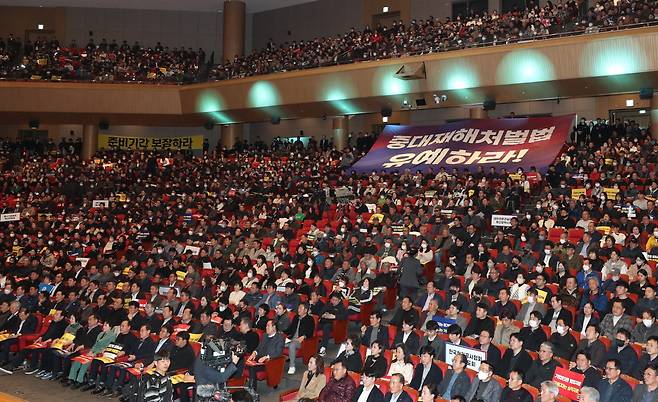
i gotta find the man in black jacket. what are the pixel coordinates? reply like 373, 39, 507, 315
57, 314, 103, 382
168, 331, 196, 374
525, 342, 559, 388
352, 368, 385, 402
92, 323, 156, 396
319, 292, 347, 355
498, 332, 533, 378
284, 302, 315, 374
0, 307, 37, 368
410, 345, 443, 390
20, 310, 68, 373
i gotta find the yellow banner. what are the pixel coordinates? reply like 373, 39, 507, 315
603, 187, 619, 199
571, 188, 586, 199
98, 135, 204, 151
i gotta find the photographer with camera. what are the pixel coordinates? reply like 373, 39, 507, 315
176, 345, 242, 402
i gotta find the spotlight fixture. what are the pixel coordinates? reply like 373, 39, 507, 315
433, 94, 448, 104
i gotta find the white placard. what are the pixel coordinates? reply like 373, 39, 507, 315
183, 245, 200, 255
76, 257, 90, 267
365, 203, 376, 213
92, 199, 110, 208
445, 343, 487, 371
0, 213, 20, 222
491, 214, 516, 227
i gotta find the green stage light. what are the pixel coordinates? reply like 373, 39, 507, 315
324, 87, 360, 114
496, 49, 555, 85
248, 81, 281, 108
580, 37, 647, 77
439, 60, 480, 90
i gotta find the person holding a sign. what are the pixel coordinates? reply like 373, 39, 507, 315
10, 309, 67, 375
464, 360, 502, 402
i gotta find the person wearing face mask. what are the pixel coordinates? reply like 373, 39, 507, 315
464, 360, 501, 402
548, 318, 577, 360
605, 329, 639, 375
518, 311, 547, 352
540, 243, 560, 269
509, 273, 530, 302
632, 309, 658, 344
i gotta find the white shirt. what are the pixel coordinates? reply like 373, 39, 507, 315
612, 315, 621, 327
357, 385, 374, 402
580, 316, 592, 336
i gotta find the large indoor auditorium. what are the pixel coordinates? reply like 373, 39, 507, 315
1, 0, 658, 401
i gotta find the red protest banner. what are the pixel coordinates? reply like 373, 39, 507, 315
552, 366, 584, 400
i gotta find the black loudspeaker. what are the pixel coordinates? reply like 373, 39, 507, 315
29, 119, 39, 129
640, 87, 654, 99
415, 98, 427, 107
271, 116, 281, 125
483, 99, 497, 111
381, 107, 392, 118
99, 121, 109, 130
203, 122, 214, 130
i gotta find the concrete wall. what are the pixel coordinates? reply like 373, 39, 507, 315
251, 0, 364, 51
63, 7, 223, 57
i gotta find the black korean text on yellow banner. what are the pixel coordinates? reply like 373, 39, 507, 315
98, 135, 204, 150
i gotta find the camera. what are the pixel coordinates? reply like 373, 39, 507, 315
199, 338, 246, 371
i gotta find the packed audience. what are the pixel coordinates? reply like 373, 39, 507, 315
2, 0, 658, 83
0, 118, 656, 402
0, 37, 204, 83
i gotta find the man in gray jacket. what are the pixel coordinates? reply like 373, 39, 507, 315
465, 361, 502, 402
246, 319, 284, 390
436, 353, 472, 400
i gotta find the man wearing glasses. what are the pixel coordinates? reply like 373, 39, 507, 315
596, 359, 632, 402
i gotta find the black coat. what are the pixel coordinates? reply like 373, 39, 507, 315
352, 385, 385, 402
410, 363, 443, 390
284, 314, 315, 339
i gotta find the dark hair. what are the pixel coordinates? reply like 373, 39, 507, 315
617, 328, 631, 339
393, 343, 413, 365
606, 358, 621, 370
575, 350, 591, 361
447, 324, 462, 336
391, 372, 405, 385
231, 389, 254, 402
310, 354, 324, 376
419, 345, 436, 357
509, 369, 525, 381
422, 383, 439, 398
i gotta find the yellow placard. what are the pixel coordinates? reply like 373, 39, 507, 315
51, 332, 76, 350
170, 374, 187, 385
175, 271, 187, 282
536, 289, 548, 304
509, 173, 523, 181
603, 188, 619, 199
571, 188, 586, 199
189, 333, 203, 343
99, 134, 204, 151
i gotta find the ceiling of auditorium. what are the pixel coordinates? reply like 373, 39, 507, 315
0, 0, 318, 13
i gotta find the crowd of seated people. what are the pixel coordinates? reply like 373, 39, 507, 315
2, 0, 658, 83
0, 117, 656, 402
206, 0, 657, 80
0, 36, 204, 83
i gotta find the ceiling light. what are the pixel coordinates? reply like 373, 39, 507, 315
626, 99, 634, 107
382, 116, 389, 123
383, 6, 389, 12
639, 109, 646, 114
